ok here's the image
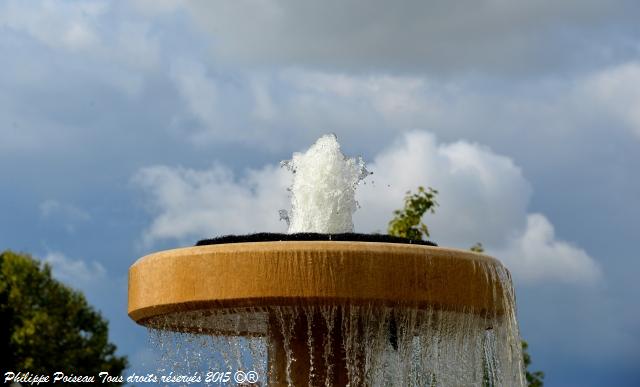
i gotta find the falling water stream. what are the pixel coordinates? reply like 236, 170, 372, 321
145, 134, 525, 386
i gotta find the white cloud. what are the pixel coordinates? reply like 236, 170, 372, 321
114, 21, 161, 71
133, 163, 290, 245
134, 131, 601, 285
44, 252, 106, 287
583, 62, 640, 138
250, 75, 277, 121
354, 131, 532, 247
494, 214, 602, 284
131, 0, 184, 15
0, 0, 105, 52
40, 199, 90, 220
0, 1, 160, 98
39, 199, 90, 233
62, 21, 99, 50
169, 58, 222, 142
282, 70, 429, 124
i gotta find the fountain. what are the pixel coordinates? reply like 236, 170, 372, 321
128, 134, 525, 386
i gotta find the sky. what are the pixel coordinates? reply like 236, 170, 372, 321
1, 0, 639, 385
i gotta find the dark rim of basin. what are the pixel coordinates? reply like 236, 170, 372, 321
196, 232, 437, 247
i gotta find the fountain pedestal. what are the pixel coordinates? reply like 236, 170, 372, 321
268, 309, 351, 386
128, 241, 520, 386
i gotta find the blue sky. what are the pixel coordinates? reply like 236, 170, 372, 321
1, 1, 639, 385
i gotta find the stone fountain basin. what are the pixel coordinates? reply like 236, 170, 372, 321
128, 241, 510, 329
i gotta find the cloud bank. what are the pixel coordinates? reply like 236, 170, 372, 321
183, 0, 640, 75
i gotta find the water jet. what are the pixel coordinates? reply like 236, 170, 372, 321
129, 135, 525, 386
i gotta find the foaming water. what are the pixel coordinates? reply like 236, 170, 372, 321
280, 134, 369, 234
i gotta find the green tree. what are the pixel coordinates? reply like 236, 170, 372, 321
388, 187, 544, 386
387, 186, 438, 240
522, 340, 544, 387
470, 242, 484, 253
0, 250, 127, 384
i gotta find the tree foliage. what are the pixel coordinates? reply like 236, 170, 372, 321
470, 242, 485, 253
387, 186, 438, 240
522, 340, 544, 387
0, 250, 127, 383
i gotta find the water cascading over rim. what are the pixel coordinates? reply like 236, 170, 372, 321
128, 135, 525, 386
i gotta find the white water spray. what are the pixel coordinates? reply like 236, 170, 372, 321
281, 134, 369, 234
